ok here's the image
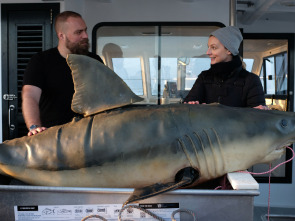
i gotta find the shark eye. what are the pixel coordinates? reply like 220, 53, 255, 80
281, 119, 288, 128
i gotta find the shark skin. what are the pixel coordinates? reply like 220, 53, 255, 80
0, 54, 294, 204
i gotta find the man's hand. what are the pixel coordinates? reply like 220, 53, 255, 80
28, 126, 47, 136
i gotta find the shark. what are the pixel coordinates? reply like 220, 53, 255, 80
0, 54, 294, 205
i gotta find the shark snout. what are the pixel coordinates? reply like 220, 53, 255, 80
271, 118, 295, 157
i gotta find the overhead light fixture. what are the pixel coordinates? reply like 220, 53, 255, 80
120, 45, 129, 49
280, 0, 295, 7
237, 1, 254, 7
193, 43, 202, 50
181, 0, 196, 2
95, 0, 112, 2
177, 0, 197, 2
141, 32, 172, 36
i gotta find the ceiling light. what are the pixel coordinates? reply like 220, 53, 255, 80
280, 0, 295, 7
193, 43, 202, 50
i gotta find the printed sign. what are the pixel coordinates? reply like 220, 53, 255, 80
14, 203, 180, 221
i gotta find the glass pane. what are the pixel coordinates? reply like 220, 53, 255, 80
260, 65, 264, 91
265, 57, 275, 94
149, 57, 177, 96
112, 58, 143, 95
158, 26, 217, 100
185, 58, 210, 89
243, 58, 254, 72
275, 53, 288, 95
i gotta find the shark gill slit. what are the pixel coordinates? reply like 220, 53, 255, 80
184, 134, 200, 168
203, 128, 217, 177
178, 133, 212, 177
200, 128, 225, 178
211, 128, 225, 175
177, 138, 194, 167
84, 116, 94, 167
173, 107, 196, 167
193, 131, 211, 176
55, 127, 63, 170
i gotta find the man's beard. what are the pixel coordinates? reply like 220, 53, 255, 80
66, 38, 89, 55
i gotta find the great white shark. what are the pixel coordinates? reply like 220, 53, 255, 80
0, 54, 294, 205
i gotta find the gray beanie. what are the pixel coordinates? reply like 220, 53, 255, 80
210, 26, 243, 56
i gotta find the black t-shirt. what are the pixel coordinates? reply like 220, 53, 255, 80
23, 47, 103, 128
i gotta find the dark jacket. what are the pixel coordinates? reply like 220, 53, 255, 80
183, 56, 266, 107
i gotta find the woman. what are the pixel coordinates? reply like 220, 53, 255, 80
183, 26, 267, 109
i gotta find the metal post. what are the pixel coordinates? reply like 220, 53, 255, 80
230, 0, 237, 26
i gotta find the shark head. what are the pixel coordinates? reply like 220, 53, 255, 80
258, 111, 295, 163
216, 106, 294, 173
177, 104, 295, 182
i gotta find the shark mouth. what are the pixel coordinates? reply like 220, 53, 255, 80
276, 140, 294, 150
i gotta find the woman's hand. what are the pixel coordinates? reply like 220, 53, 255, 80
253, 105, 270, 110
184, 101, 200, 104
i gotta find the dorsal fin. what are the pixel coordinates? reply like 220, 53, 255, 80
66, 54, 143, 117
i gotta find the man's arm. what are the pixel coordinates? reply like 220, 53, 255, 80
22, 85, 47, 136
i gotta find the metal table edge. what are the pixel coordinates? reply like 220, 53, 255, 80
0, 185, 260, 196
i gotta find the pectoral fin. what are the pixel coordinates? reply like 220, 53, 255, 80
124, 167, 199, 205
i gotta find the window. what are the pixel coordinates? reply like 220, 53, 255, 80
261, 53, 288, 95
94, 23, 223, 104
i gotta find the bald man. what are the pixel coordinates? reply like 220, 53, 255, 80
22, 11, 103, 136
